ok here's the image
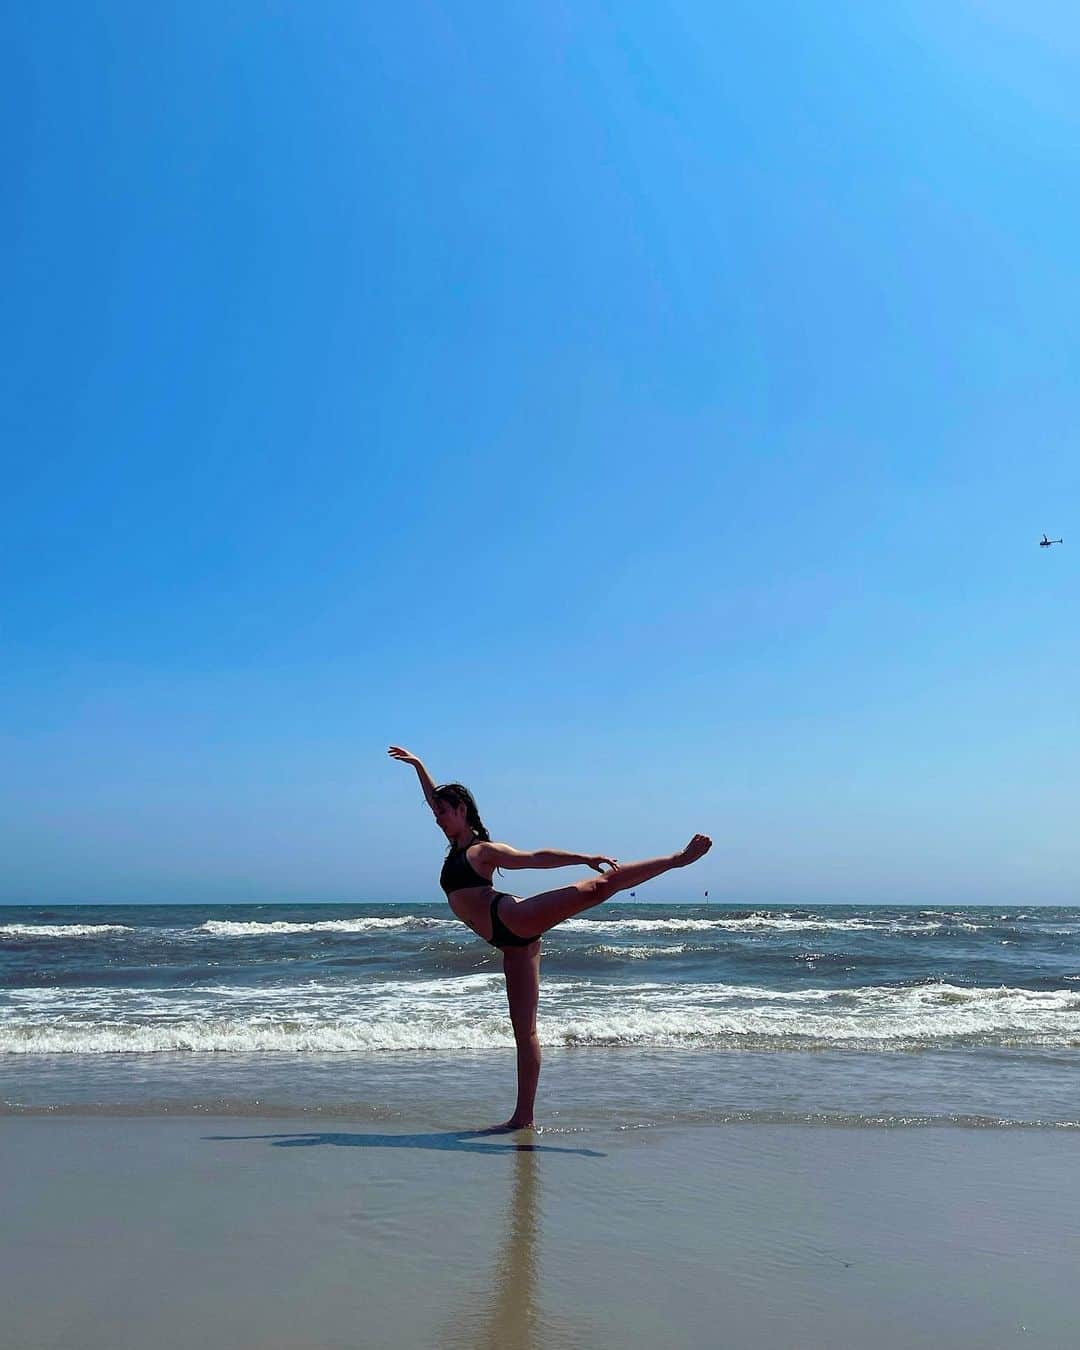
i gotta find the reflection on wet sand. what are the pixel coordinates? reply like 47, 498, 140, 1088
443, 1142, 587, 1350
202, 1125, 601, 1348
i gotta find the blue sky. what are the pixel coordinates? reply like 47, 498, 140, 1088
4, 2, 1077, 904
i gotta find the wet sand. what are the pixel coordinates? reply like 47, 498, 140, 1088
3, 1116, 1078, 1349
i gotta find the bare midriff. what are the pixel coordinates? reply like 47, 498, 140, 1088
446, 885, 497, 943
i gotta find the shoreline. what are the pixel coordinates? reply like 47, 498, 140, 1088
6, 1044, 1080, 1129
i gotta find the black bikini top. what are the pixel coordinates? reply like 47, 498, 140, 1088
439, 838, 491, 896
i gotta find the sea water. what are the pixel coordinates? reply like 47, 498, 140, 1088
2, 902, 1078, 1127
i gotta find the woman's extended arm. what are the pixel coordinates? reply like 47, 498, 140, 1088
477, 842, 618, 874
387, 746, 437, 808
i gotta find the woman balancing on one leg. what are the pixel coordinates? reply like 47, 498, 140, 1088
388, 746, 712, 1131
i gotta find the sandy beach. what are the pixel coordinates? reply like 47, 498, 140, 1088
4, 1115, 1077, 1350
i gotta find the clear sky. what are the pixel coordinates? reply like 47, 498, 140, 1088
4, 2, 1077, 905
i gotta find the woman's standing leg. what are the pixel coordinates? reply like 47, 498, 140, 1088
500, 941, 542, 1129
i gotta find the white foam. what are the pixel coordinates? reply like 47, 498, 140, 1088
594, 944, 690, 960
561, 915, 978, 935
2, 978, 1077, 1054
0, 924, 135, 938
198, 916, 455, 936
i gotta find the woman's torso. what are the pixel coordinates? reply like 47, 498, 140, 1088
442, 841, 498, 941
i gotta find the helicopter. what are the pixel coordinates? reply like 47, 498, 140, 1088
1039, 534, 1063, 547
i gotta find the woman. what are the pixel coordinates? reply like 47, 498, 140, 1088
388, 746, 712, 1131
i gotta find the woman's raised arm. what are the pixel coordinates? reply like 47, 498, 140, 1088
476, 842, 618, 874
387, 746, 438, 809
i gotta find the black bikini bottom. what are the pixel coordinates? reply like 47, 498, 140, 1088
489, 893, 538, 949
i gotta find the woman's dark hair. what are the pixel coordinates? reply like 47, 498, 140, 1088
433, 783, 492, 855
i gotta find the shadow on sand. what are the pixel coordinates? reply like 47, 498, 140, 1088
202, 1128, 605, 1159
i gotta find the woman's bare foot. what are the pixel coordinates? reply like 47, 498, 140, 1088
677, 834, 712, 867
472, 1118, 534, 1134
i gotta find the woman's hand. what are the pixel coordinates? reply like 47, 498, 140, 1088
388, 746, 438, 807
587, 855, 618, 873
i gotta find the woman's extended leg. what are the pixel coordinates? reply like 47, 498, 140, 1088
500, 834, 711, 939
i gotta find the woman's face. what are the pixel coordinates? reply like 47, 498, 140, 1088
433, 796, 468, 838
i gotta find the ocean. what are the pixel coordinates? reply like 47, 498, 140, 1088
3, 902, 1078, 1128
